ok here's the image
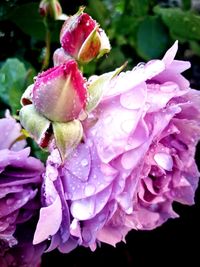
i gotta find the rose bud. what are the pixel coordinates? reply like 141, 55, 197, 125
53, 48, 73, 66
60, 7, 111, 63
39, 0, 62, 20
32, 59, 87, 122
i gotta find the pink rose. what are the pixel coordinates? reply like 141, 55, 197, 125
33, 42, 200, 251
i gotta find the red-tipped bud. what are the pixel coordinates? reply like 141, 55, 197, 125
39, 0, 62, 20
32, 60, 87, 122
60, 8, 110, 63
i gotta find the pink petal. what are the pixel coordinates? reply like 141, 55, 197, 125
33, 196, 62, 244
162, 41, 178, 67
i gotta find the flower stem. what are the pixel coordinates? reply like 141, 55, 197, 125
42, 28, 51, 70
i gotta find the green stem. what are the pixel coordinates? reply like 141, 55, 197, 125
42, 29, 51, 70
79, 64, 84, 73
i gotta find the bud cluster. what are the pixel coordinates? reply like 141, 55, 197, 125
19, 7, 111, 160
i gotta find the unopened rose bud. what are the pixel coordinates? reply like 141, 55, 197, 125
39, 0, 62, 20
32, 59, 87, 122
60, 7, 111, 63
53, 48, 72, 66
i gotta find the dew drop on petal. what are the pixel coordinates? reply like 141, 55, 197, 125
81, 159, 88, 167
84, 184, 96, 196
121, 120, 133, 134
71, 199, 95, 220
154, 152, 173, 171
160, 82, 178, 93
6, 198, 15, 205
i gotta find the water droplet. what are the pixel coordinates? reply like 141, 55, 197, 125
160, 82, 177, 92
84, 184, 96, 196
16, 199, 22, 205
126, 207, 133, 214
154, 152, 173, 171
136, 62, 145, 68
81, 159, 88, 167
6, 198, 15, 205
133, 62, 145, 71
78, 110, 88, 121
121, 120, 133, 133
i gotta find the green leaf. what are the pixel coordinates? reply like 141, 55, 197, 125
19, 104, 51, 145
9, 3, 46, 41
181, 0, 191, 10
52, 120, 83, 161
190, 41, 200, 56
115, 16, 141, 36
136, 16, 169, 60
86, 63, 127, 112
131, 0, 150, 17
0, 58, 27, 113
9, 2, 62, 41
154, 6, 200, 41
99, 47, 126, 72
86, 0, 109, 28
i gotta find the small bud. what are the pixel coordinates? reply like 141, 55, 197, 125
60, 7, 110, 63
53, 48, 72, 66
32, 60, 87, 122
52, 120, 83, 161
39, 0, 62, 20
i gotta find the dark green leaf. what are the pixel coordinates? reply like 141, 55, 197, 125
0, 58, 27, 113
99, 47, 126, 72
9, 3, 46, 41
115, 16, 141, 36
131, 0, 150, 17
154, 6, 200, 41
181, 0, 191, 10
9, 2, 63, 41
86, 0, 109, 28
136, 16, 169, 60
190, 41, 200, 56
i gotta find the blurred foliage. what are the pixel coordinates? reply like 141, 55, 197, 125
1, 0, 200, 160
1, 0, 200, 76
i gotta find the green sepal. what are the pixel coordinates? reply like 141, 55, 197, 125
19, 104, 51, 145
86, 62, 127, 112
52, 120, 83, 161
